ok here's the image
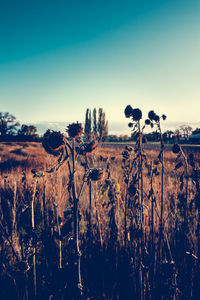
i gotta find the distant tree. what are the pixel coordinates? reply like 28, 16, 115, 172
84, 109, 92, 139
107, 135, 119, 142
174, 129, 181, 142
163, 130, 174, 142
180, 125, 192, 140
18, 124, 37, 136
0, 112, 20, 136
84, 107, 108, 141
98, 108, 108, 141
93, 108, 97, 133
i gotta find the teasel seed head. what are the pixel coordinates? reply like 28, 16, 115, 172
128, 183, 137, 196
66, 122, 83, 138
148, 110, 156, 121
42, 130, 65, 156
154, 115, 160, 122
132, 108, 142, 121
89, 168, 103, 181
145, 119, 151, 125
124, 105, 133, 118
172, 144, 181, 154
85, 140, 97, 153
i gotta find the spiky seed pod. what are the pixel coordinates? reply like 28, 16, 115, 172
122, 150, 130, 159
132, 108, 142, 121
66, 122, 83, 138
89, 168, 103, 181
42, 130, 65, 156
76, 146, 86, 155
128, 122, 133, 128
145, 119, 151, 125
153, 115, 160, 122
124, 105, 133, 118
172, 144, 181, 154
128, 184, 137, 196
85, 140, 97, 153
162, 114, 167, 120
125, 145, 133, 152
148, 110, 156, 120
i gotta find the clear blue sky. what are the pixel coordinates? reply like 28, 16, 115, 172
0, 0, 199, 133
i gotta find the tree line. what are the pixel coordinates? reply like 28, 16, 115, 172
84, 108, 108, 141
0, 112, 38, 141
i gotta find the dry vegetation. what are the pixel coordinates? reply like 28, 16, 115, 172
0, 133, 200, 299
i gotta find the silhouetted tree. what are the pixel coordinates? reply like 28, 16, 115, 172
0, 112, 19, 136
18, 124, 37, 136
93, 108, 97, 133
84, 109, 92, 138
98, 108, 108, 141
180, 125, 192, 140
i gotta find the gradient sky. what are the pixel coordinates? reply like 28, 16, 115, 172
0, 0, 200, 134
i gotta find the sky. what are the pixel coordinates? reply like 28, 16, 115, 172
0, 0, 200, 134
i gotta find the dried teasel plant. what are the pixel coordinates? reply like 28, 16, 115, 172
41, 124, 102, 297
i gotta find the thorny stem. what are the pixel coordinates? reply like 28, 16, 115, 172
31, 179, 37, 297
71, 138, 83, 294
53, 193, 62, 269
158, 123, 164, 264
137, 120, 144, 300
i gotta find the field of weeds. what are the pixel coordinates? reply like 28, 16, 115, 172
0, 130, 200, 299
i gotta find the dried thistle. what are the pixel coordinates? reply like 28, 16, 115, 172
124, 105, 133, 118
42, 130, 65, 156
132, 108, 142, 121
172, 144, 181, 154
66, 122, 83, 138
89, 168, 103, 181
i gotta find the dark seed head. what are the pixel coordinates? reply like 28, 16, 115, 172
124, 105, 133, 118
145, 119, 151, 125
66, 122, 83, 138
128, 184, 137, 196
153, 115, 160, 122
89, 168, 103, 181
132, 108, 142, 121
42, 130, 65, 156
162, 114, 167, 120
172, 144, 181, 154
85, 140, 97, 153
148, 110, 156, 120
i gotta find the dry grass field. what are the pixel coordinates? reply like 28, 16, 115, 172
0, 140, 200, 299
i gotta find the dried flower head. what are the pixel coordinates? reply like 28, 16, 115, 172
89, 168, 103, 181
122, 150, 130, 159
85, 140, 97, 153
128, 122, 133, 128
154, 115, 160, 122
124, 105, 133, 118
42, 130, 65, 156
66, 122, 83, 138
148, 110, 156, 120
172, 144, 181, 154
162, 114, 167, 120
128, 183, 137, 196
132, 108, 142, 121
145, 119, 151, 125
